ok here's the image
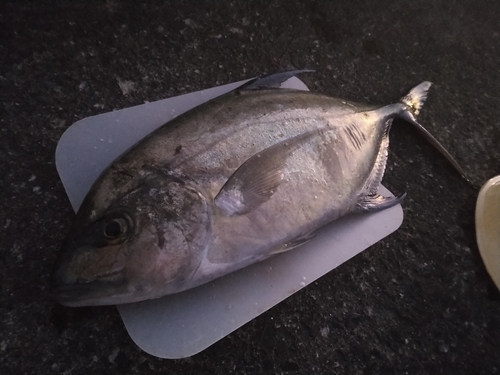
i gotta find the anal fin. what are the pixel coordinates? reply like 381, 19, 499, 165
356, 192, 406, 212
356, 118, 406, 212
363, 121, 391, 196
270, 232, 317, 255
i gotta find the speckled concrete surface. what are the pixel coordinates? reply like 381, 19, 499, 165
1, 1, 499, 374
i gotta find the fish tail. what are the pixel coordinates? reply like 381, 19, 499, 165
399, 81, 432, 117
398, 82, 471, 184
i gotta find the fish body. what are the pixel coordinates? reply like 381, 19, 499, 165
54, 73, 440, 306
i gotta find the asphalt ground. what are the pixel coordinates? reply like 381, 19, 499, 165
1, 1, 499, 374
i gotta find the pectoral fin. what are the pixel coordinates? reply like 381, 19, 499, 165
215, 157, 284, 215
214, 152, 285, 216
215, 130, 320, 216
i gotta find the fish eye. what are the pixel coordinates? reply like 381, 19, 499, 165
103, 217, 128, 239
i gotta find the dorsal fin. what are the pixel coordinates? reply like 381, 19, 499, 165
239, 70, 314, 90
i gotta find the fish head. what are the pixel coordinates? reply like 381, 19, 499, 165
53, 172, 211, 306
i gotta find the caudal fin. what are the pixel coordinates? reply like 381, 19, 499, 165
400, 81, 432, 117
399, 82, 471, 184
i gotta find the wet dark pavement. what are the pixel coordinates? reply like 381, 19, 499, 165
1, 1, 499, 374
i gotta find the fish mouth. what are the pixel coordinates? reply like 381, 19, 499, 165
52, 276, 128, 307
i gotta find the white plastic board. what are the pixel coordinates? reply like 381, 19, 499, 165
56, 77, 404, 359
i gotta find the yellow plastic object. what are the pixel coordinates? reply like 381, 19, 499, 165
476, 175, 500, 290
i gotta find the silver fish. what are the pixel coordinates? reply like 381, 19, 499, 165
53, 71, 465, 306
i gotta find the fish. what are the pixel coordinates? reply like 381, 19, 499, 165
53, 71, 467, 307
